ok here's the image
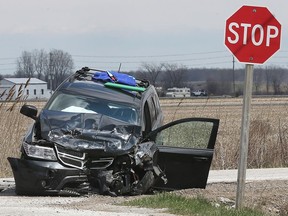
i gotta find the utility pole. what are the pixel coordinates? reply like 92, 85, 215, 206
49, 52, 53, 96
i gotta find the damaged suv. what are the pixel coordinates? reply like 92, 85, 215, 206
8, 67, 219, 196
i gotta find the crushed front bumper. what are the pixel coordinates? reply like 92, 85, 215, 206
7, 157, 87, 196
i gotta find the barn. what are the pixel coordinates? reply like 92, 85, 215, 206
0, 78, 50, 101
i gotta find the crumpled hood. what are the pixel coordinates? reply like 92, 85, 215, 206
38, 110, 141, 152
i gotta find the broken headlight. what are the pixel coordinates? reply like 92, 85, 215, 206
23, 142, 57, 161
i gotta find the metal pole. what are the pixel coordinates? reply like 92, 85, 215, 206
236, 64, 254, 209
232, 56, 236, 96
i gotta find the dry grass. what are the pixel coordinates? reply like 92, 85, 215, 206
161, 97, 288, 170
0, 81, 45, 177
1, 96, 288, 177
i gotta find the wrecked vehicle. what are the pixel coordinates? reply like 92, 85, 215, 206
8, 67, 219, 196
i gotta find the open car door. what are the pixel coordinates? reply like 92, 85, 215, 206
149, 118, 219, 190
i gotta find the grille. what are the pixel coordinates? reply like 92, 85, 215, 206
89, 157, 114, 169
56, 146, 85, 158
55, 145, 86, 169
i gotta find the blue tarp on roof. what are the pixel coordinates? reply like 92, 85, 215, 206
92, 71, 136, 86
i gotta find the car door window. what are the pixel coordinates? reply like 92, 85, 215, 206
149, 118, 219, 190
155, 120, 214, 149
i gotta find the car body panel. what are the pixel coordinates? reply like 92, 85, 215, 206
146, 118, 219, 190
8, 68, 219, 196
7, 157, 87, 196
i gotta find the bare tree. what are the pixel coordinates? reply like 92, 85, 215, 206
162, 63, 187, 88
206, 78, 218, 95
264, 66, 285, 95
140, 62, 164, 85
14, 49, 74, 90
15, 51, 34, 78
32, 49, 48, 80
264, 66, 273, 94
49, 49, 74, 90
270, 67, 285, 95
253, 69, 263, 94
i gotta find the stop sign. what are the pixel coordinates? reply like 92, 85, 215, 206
225, 5, 281, 64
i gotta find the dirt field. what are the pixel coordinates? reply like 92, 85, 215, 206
160, 97, 288, 169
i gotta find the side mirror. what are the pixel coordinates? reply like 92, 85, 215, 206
20, 104, 38, 120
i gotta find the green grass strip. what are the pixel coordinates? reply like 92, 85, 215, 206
122, 192, 265, 216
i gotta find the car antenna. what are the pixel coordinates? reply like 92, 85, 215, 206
118, 63, 122, 72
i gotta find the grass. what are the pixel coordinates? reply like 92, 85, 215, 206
0, 82, 44, 177
123, 192, 265, 216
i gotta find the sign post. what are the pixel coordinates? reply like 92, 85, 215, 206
224, 5, 281, 208
236, 64, 253, 208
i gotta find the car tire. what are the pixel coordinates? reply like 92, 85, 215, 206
132, 171, 155, 195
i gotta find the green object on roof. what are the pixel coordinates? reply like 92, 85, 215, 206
104, 82, 146, 92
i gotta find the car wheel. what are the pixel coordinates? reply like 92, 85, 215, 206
132, 171, 155, 195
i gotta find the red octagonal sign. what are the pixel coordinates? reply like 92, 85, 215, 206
225, 5, 281, 64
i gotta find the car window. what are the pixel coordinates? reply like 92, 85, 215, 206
46, 92, 139, 124
154, 120, 214, 149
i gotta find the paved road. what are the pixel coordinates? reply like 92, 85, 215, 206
207, 168, 288, 183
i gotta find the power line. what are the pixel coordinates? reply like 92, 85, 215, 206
72, 50, 227, 59
73, 55, 231, 64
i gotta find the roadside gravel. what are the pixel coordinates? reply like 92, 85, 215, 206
1, 175, 288, 215
0, 184, 174, 216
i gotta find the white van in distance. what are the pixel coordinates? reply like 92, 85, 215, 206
165, 87, 191, 97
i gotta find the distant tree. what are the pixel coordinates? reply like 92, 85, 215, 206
48, 49, 74, 90
206, 78, 218, 95
15, 51, 34, 78
139, 62, 164, 85
162, 63, 187, 88
270, 67, 285, 94
264, 66, 273, 94
32, 49, 48, 80
14, 49, 74, 90
219, 70, 232, 95
253, 69, 264, 94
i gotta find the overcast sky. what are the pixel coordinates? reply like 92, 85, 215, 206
0, 0, 287, 74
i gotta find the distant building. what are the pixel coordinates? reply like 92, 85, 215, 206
0, 78, 50, 101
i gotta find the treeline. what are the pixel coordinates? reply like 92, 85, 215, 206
1, 49, 288, 96
130, 63, 288, 96
4, 49, 74, 91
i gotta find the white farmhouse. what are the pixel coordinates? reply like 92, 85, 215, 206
0, 78, 50, 101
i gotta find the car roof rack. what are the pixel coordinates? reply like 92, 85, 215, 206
72, 67, 150, 95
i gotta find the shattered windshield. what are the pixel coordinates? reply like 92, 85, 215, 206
46, 92, 140, 125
